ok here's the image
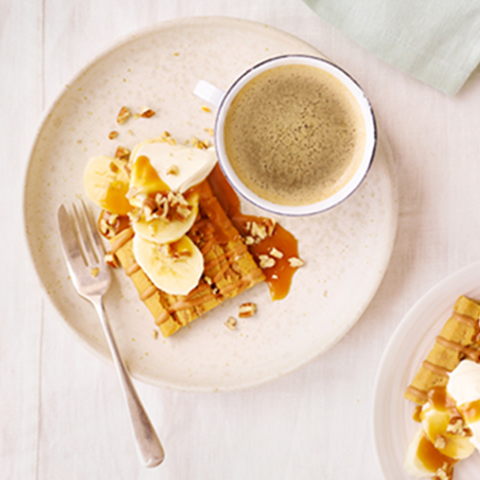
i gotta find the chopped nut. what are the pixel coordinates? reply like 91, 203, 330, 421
258, 254, 276, 269
204, 276, 213, 285
99, 218, 112, 238
106, 213, 119, 226
265, 218, 277, 236
116, 106, 131, 124
90, 267, 100, 278
201, 106, 211, 113
244, 236, 255, 246
251, 222, 268, 241
108, 130, 118, 140
152, 330, 159, 339
195, 140, 209, 150
167, 164, 179, 176
270, 247, 284, 259
204, 127, 214, 136
114, 145, 131, 160
434, 435, 446, 450
104, 252, 119, 268
434, 463, 453, 480
190, 136, 200, 147
238, 302, 257, 318
446, 418, 464, 435
140, 108, 156, 118
224, 317, 237, 330
288, 257, 305, 268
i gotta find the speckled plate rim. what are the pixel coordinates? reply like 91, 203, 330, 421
372, 261, 480, 479
22, 16, 399, 391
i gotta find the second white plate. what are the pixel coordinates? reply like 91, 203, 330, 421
373, 261, 480, 479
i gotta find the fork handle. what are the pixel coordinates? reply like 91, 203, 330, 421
92, 296, 165, 467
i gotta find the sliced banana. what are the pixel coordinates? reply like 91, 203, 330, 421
133, 235, 204, 296
133, 192, 199, 244
421, 407, 474, 460
83, 156, 131, 214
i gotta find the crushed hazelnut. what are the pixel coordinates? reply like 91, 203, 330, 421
204, 127, 214, 136
140, 108, 156, 118
288, 257, 305, 268
204, 276, 213, 285
258, 254, 276, 269
114, 145, 131, 160
108, 130, 118, 140
90, 267, 100, 278
238, 302, 257, 318
152, 330, 159, 339
116, 106, 131, 124
270, 247, 284, 259
224, 317, 237, 330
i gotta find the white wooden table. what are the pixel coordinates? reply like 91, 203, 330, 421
2, 1, 480, 478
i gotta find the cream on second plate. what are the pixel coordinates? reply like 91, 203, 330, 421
404, 359, 480, 479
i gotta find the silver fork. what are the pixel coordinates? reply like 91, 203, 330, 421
57, 200, 165, 468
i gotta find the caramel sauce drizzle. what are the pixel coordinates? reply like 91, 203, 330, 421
208, 164, 301, 301
417, 434, 457, 473
452, 311, 478, 328
406, 385, 428, 403
422, 360, 451, 377
436, 336, 480, 362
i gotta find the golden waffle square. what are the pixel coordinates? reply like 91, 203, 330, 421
405, 295, 480, 404
108, 179, 265, 337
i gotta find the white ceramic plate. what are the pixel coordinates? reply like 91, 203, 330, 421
24, 17, 397, 391
373, 261, 480, 479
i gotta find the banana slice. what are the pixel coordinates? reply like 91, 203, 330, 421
133, 192, 199, 244
83, 156, 131, 214
421, 405, 474, 460
133, 235, 204, 295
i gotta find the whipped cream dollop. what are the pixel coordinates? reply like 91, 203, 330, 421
130, 140, 217, 193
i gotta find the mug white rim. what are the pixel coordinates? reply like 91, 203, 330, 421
214, 54, 377, 217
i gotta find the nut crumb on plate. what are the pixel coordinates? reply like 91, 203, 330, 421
225, 317, 237, 330
238, 302, 256, 318
288, 257, 305, 268
116, 106, 131, 125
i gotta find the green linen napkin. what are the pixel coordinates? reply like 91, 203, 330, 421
303, 0, 480, 95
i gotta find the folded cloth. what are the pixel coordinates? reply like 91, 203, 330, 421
303, 0, 480, 95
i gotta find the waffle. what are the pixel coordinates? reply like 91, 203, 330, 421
109, 179, 265, 337
405, 295, 480, 404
